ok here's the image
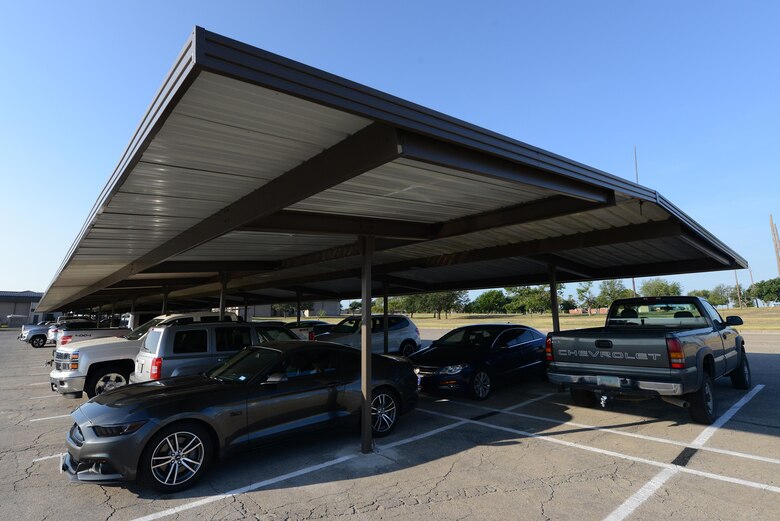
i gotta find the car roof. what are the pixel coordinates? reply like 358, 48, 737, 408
248, 340, 346, 353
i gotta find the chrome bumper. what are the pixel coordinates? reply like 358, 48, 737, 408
548, 372, 683, 396
49, 371, 86, 394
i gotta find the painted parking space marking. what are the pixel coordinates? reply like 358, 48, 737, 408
29, 382, 50, 386
447, 387, 780, 466
29, 394, 60, 399
601, 384, 765, 521
130, 419, 466, 521
30, 414, 71, 423
33, 453, 66, 463
418, 408, 780, 494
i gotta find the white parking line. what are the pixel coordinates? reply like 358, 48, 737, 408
29, 394, 59, 400
601, 384, 765, 521
419, 408, 780, 494
502, 392, 555, 411
447, 386, 780, 466
29, 414, 71, 423
131, 420, 466, 521
32, 453, 66, 463
29, 382, 50, 386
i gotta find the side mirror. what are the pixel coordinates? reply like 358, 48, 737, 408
262, 372, 288, 385
725, 316, 743, 326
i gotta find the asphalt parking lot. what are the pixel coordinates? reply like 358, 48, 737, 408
1, 329, 779, 521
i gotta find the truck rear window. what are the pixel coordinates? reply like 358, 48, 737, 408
608, 301, 708, 328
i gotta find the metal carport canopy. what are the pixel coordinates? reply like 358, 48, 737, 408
37, 27, 745, 450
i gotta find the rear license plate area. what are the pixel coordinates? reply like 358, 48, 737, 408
597, 375, 621, 388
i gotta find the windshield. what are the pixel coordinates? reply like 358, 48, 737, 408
207, 347, 281, 383
126, 318, 165, 340
331, 318, 361, 334
435, 326, 504, 349
607, 301, 708, 328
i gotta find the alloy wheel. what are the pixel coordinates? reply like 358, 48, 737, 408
473, 371, 491, 399
371, 392, 397, 434
150, 431, 205, 486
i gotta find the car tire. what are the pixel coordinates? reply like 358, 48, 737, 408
399, 341, 416, 357
140, 422, 213, 493
31, 335, 46, 348
85, 365, 131, 398
688, 373, 716, 425
371, 387, 399, 437
730, 348, 751, 390
469, 370, 492, 400
570, 389, 598, 407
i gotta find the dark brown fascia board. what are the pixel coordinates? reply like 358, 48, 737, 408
54, 122, 401, 309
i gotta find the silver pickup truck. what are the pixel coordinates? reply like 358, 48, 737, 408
546, 296, 751, 424
19, 318, 88, 348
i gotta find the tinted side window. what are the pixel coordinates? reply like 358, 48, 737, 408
215, 327, 252, 352
172, 330, 208, 354
273, 353, 320, 379
258, 327, 298, 341
388, 317, 407, 330
495, 329, 536, 348
200, 316, 219, 323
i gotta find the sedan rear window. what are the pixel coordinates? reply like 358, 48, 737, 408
208, 347, 280, 382
258, 326, 297, 341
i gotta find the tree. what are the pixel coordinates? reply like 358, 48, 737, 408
639, 278, 682, 297
708, 284, 731, 307
598, 279, 633, 305
560, 295, 578, 312
505, 285, 561, 314
749, 278, 780, 304
348, 301, 361, 314
271, 303, 295, 317
469, 290, 509, 314
424, 291, 468, 319
688, 289, 711, 300
576, 282, 598, 314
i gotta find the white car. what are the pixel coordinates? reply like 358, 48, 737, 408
315, 315, 421, 356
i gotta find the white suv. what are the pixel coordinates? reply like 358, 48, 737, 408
315, 315, 421, 356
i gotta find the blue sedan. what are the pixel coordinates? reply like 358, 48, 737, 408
409, 324, 546, 400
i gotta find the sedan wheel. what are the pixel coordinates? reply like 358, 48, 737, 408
150, 431, 206, 488
470, 370, 492, 400
371, 389, 398, 437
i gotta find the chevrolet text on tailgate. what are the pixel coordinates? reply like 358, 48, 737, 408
546, 296, 752, 424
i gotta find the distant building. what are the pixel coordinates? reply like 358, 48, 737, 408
0, 291, 60, 325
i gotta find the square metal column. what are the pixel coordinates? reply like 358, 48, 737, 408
383, 280, 389, 354
360, 235, 374, 454
549, 264, 560, 332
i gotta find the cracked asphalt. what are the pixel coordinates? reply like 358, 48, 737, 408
1, 328, 779, 521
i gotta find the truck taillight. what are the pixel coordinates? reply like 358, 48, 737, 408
61, 335, 73, 345
150, 357, 162, 380
545, 335, 554, 361
666, 337, 685, 369
308, 331, 315, 341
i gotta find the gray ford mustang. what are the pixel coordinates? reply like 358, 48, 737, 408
62, 341, 418, 492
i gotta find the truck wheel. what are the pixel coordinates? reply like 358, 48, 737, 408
85, 366, 131, 398
31, 335, 46, 348
730, 349, 751, 390
571, 389, 598, 407
688, 373, 716, 424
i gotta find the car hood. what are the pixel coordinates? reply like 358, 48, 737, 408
409, 345, 483, 367
57, 335, 132, 353
78, 375, 229, 422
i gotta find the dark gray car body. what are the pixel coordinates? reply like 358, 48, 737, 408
62, 341, 418, 484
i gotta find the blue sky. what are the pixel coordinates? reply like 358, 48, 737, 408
1, 1, 778, 302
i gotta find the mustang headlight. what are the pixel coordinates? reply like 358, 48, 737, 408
438, 365, 467, 375
92, 420, 147, 437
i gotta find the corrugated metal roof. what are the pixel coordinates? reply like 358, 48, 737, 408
37, 27, 746, 312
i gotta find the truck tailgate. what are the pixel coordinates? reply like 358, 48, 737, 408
551, 328, 670, 369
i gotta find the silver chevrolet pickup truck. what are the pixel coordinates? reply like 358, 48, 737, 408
546, 296, 751, 424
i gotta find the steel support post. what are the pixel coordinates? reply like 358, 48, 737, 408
383, 280, 389, 354
219, 273, 228, 320
161, 290, 168, 314
360, 235, 374, 454
130, 298, 136, 329
549, 265, 560, 333
297, 291, 302, 323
